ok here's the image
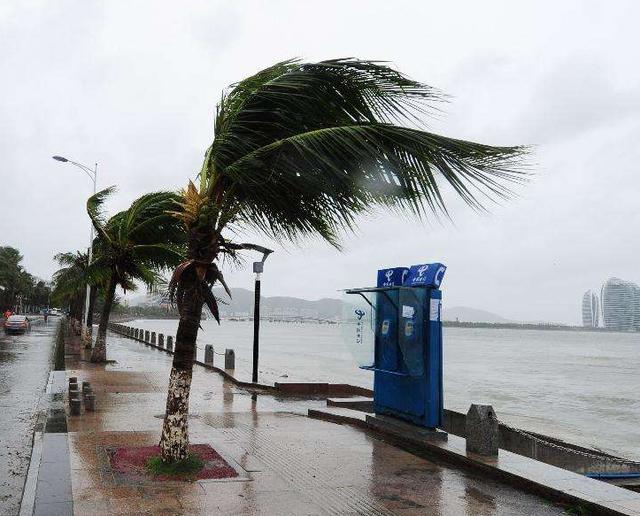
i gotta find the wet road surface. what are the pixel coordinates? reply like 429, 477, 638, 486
0, 318, 56, 515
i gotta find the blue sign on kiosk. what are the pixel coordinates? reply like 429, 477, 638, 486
346, 262, 446, 429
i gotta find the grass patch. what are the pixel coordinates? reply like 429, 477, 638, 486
146, 453, 204, 477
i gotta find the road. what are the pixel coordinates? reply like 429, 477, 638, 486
0, 318, 56, 515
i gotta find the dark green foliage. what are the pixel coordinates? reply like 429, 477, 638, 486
88, 190, 187, 293
200, 58, 528, 248
0, 246, 51, 312
51, 251, 90, 319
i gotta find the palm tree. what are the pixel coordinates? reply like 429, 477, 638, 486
86, 189, 185, 363
159, 58, 528, 463
51, 251, 93, 325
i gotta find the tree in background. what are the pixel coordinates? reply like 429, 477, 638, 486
159, 58, 528, 463
1, 246, 51, 313
86, 189, 185, 363
51, 251, 97, 335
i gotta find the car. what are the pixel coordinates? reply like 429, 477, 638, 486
4, 315, 31, 334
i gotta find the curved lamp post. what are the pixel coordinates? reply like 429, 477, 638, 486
52, 155, 98, 342
241, 244, 274, 383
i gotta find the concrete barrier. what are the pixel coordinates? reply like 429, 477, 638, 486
81, 382, 92, 401
442, 407, 639, 475
158, 334, 164, 348
85, 393, 96, 412
225, 349, 235, 370
70, 397, 81, 416
151, 332, 156, 345
466, 404, 498, 456
144, 330, 150, 343
204, 345, 214, 365
166, 336, 174, 352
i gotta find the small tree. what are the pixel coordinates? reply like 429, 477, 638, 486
86, 189, 185, 362
158, 58, 528, 463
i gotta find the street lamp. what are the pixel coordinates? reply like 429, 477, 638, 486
52, 155, 98, 344
242, 244, 274, 383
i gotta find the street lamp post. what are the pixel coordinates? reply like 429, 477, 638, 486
243, 245, 274, 383
52, 155, 98, 345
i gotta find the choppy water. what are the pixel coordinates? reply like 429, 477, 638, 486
129, 319, 640, 461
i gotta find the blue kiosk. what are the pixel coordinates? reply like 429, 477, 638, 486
346, 263, 446, 429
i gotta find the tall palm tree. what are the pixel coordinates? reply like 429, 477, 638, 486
87, 189, 185, 363
159, 58, 528, 463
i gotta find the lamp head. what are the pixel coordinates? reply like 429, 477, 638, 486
52, 155, 68, 162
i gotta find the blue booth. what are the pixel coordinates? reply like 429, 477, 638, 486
346, 263, 446, 429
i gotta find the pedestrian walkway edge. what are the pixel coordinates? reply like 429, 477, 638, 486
19, 431, 43, 516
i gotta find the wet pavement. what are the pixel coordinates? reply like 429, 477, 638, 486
0, 318, 55, 515
62, 332, 567, 515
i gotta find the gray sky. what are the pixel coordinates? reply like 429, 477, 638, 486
1, 0, 639, 324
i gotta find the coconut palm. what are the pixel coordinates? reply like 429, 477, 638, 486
159, 58, 528, 463
86, 189, 185, 363
51, 251, 94, 325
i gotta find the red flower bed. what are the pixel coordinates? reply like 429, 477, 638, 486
109, 444, 238, 481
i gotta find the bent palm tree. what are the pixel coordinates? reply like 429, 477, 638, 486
160, 58, 528, 462
87, 189, 185, 362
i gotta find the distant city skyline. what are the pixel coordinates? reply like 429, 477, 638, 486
581, 290, 599, 328
580, 278, 640, 331
600, 277, 640, 332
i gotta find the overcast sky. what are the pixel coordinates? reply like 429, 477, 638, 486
1, 1, 639, 324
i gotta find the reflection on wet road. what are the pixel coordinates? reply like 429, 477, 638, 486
0, 318, 55, 515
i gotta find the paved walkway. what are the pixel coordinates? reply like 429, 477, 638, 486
62, 332, 565, 515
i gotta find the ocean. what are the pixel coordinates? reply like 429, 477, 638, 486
128, 319, 640, 461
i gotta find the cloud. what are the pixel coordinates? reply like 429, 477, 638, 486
517, 56, 640, 144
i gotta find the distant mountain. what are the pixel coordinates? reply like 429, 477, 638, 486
211, 288, 342, 319
126, 290, 511, 323
442, 306, 512, 324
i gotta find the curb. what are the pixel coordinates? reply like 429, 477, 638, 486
18, 432, 43, 516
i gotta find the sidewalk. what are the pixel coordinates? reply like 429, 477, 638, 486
56, 332, 569, 515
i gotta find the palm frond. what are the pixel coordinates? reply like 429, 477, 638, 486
87, 186, 117, 244
196, 58, 528, 248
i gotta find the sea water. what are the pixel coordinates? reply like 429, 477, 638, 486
129, 319, 640, 460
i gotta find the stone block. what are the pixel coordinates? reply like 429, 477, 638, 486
158, 334, 164, 348
85, 394, 96, 412
204, 345, 214, 365
225, 349, 235, 370
466, 404, 499, 456
144, 330, 150, 343
166, 336, 174, 352
151, 332, 156, 345
70, 398, 81, 416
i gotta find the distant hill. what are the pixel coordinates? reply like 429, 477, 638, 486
211, 288, 342, 319
126, 290, 511, 323
442, 306, 512, 323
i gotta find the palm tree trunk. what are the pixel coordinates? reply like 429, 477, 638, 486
91, 275, 116, 363
159, 273, 203, 463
